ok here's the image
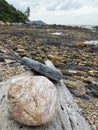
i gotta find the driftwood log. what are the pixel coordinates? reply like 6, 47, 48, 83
0, 60, 91, 130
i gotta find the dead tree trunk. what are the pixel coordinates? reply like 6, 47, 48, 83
0, 60, 91, 130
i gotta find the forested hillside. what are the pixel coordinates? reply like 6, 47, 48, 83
0, 0, 28, 22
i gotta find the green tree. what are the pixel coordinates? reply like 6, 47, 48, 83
25, 7, 30, 21
0, 0, 27, 22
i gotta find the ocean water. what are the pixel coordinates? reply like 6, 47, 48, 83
62, 24, 97, 30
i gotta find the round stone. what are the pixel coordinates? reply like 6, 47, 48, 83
7, 76, 58, 126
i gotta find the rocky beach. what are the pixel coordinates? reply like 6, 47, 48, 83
0, 24, 98, 130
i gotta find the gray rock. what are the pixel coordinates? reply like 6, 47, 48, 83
22, 57, 63, 81
0, 57, 5, 62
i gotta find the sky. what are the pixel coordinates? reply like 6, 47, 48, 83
6, 0, 98, 25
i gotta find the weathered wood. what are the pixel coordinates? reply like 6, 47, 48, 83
21, 57, 63, 81
0, 60, 91, 130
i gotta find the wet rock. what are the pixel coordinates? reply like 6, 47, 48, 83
70, 89, 92, 100
62, 70, 73, 76
83, 80, 92, 84
87, 90, 98, 98
81, 94, 92, 100
75, 72, 84, 76
0, 57, 5, 62
85, 84, 98, 91
96, 64, 98, 67
85, 83, 98, 98
70, 89, 81, 97
71, 65, 90, 71
91, 91, 98, 98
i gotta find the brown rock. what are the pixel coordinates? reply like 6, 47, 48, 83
48, 54, 64, 62
77, 42, 86, 47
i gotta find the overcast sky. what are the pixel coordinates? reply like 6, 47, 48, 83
6, 0, 98, 25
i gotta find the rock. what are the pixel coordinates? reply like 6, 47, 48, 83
8, 76, 58, 126
88, 70, 98, 76
67, 70, 78, 74
5, 59, 16, 64
0, 57, 5, 62
85, 83, 98, 98
91, 90, 98, 98
0, 21, 5, 26
7, 40, 13, 44
71, 65, 90, 71
64, 79, 85, 89
85, 84, 98, 91
16, 49, 25, 53
96, 64, 98, 67
86, 90, 98, 98
83, 80, 92, 84
77, 42, 86, 47
64, 80, 78, 89
47, 54, 64, 62
0, 79, 2, 82
81, 94, 92, 100
62, 70, 72, 76
70, 89, 82, 97
22, 57, 63, 81
75, 72, 84, 77
6, 22, 11, 26
70, 89, 92, 100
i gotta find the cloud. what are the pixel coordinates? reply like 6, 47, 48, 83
47, 0, 83, 11
6, 0, 98, 25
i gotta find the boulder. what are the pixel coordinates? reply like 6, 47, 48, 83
7, 75, 58, 126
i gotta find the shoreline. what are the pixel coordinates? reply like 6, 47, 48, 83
0, 24, 98, 130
